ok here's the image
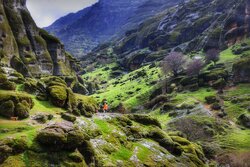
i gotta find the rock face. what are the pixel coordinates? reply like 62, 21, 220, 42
45, 0, 181, 57
0, 0, 77, 77
115, 0, 250, 54
81, 0, 250, 71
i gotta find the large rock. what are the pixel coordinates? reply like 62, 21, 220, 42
238, 113, 250, 128
0, 92, 33, 119
48, 85, 68, 107
233, 57, 250, 83
0, 0, 77, 77
37, 122, 86, 151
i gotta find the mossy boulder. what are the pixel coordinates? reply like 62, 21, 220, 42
37, 122, 86, 151
23, 79, 38, 94
160, 103, 175, 113
32, 113, 53, 123
0, 73, 7, 83
0, 81, 16, 90
233, 57, 250, 83
0, 100, 15, 118
73, 82, 89, 95
48, 85, 68, 107
211, 102, 221, 110
61, 113, 77, 122
147, 128, 183, 156
0, 92, 33, 119
68, 151, 84, 163
205, 96, 218, 104
180, 76, 198, 86
238, 113, 250, 128
212, 78, 226, 89
15, 102, 29, 119
0, 138, 28, 163
128, 114, 161, 128
145, 95, 168, 109
201, 69, 228, 82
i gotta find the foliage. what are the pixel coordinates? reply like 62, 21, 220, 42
161, 52, 186, 76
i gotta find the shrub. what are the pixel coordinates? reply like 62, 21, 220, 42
161, 52, 187, 77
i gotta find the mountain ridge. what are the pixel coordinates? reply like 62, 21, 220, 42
45, 0, 182, 57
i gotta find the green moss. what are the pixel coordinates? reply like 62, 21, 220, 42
39, 28, 60, 44
10, 56, 29, 76
94, 119, 112, 134
0, 100, 15, 118
83, 64, 161, 109
0, 81, 16, 90
49, 85, 67, 101
17, 36, 30, 47
233, 57, 250, 72
111, 146, 133, 161
34, 35, 47, 47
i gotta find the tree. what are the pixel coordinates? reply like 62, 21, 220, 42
205, 49, 220, 64
161, 52, 186, 77
186, 59, 204, 77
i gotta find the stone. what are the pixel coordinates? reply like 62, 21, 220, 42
238, 114, 250, 128
0, 100, 15, 118
61, 113, 77, 122
128, 114, 161, 128
15, 103, 29, 119
37, 122, 86, 151
205, 96, 218, 104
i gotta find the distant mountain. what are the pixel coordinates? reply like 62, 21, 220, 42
45, 0, 181, 57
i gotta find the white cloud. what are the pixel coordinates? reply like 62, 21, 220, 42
27, 0, 98, 27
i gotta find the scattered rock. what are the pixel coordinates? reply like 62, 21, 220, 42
238, 114, 250, 128
61, 113, 77, 122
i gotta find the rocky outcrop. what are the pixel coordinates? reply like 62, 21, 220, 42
115, 0, 249, 54
233, 57, 250, 83
0, 90, 34, 119
37, 122, 87, 151
0, 0, 77, 77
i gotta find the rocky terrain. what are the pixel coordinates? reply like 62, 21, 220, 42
0, 0, 250, 167
45, 0, 182, 57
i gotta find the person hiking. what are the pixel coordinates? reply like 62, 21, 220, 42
99, 99, 109, 113
103, 102, 109, 113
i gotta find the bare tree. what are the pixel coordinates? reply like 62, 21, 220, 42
205, 49, 220, 64
161, 52, 186, 77
186, 59, 204, 77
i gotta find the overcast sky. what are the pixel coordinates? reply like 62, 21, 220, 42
27, 0, 98, 28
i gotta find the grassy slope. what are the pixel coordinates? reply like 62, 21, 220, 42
82, 64, 162, 109
82, 41, 250, 155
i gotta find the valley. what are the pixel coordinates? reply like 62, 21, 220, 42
0, 0, 250, 167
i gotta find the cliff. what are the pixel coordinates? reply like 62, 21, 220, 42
0, 0, 77, 77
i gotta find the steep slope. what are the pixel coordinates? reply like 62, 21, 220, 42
85, 0, 250, 71
45, 0, 181, 57
0, 0, 78, 77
